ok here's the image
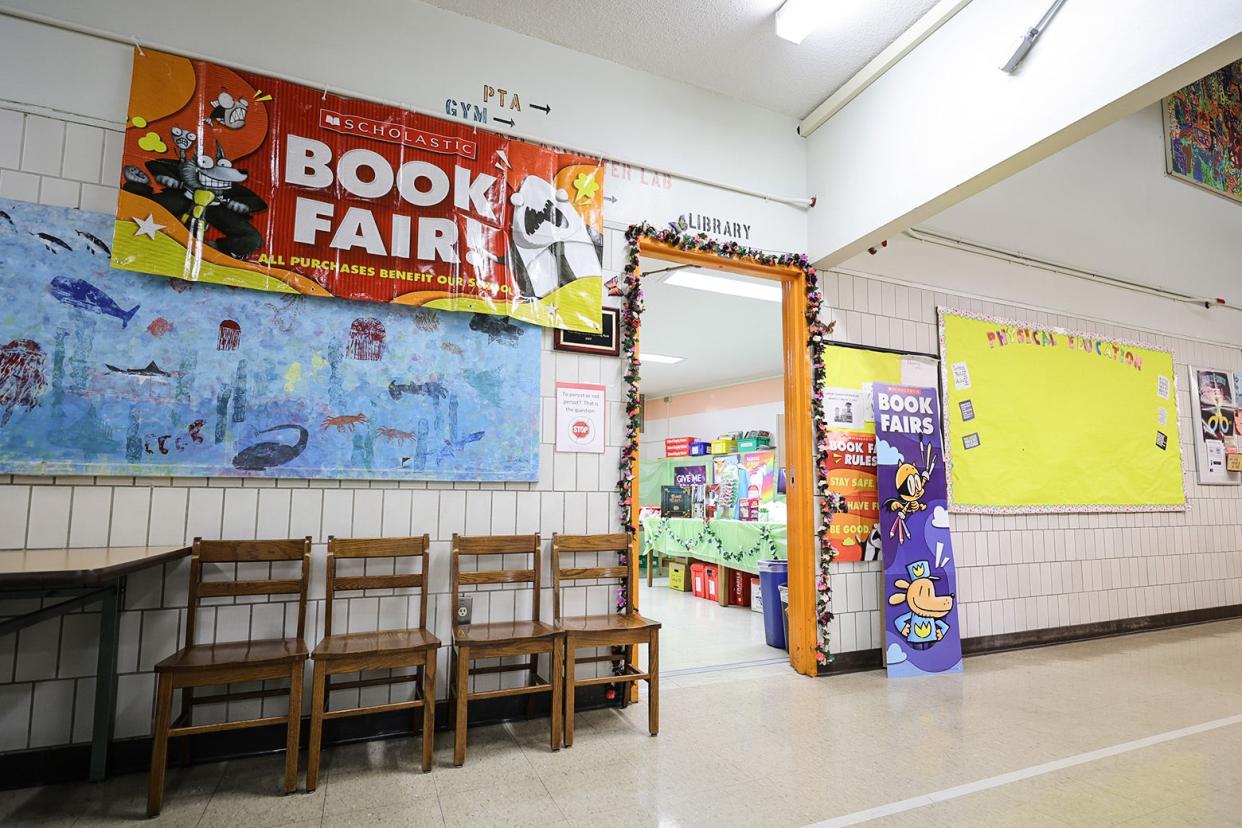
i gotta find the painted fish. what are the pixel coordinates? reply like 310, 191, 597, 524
34, 232, 72, 253
147, 317, 174, 337
0, 210, 12, 228
468, 313, 523, 344
440, 342, 463, 356
104, 360, 171, 381
167, 279, 191, 294
438, 430, 484, 460
48, 276, 139, 328
232, 424, 309, 471
74, 230, 111, 256
388, 379, 448, 401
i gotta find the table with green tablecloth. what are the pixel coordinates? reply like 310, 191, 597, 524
641, 517, 787, 604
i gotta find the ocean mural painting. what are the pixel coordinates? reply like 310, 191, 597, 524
0, 198, 540, 481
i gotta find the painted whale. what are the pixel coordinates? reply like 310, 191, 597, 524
48, 276, 139, 328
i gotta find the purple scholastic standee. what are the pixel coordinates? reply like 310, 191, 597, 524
872, 383, 963, 677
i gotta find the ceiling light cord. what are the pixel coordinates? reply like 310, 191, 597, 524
903, 227, 1239, 312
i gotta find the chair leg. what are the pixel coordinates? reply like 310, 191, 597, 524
421, 651, 437, 773
305, 659, 326, 792
648, 630, 660, 737
524, 652, 539, 719
564, 638, 576, 748
550, 638, 563, 753
284, 661, 304, 794
453, 646, 469, 767
176, 686, 194, 768
620, 645, 633, 709
146, 673, 174, 817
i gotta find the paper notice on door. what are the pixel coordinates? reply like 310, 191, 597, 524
1207, 440, 1226, 474
951, 362, 971, 390
823, 388, 865, 428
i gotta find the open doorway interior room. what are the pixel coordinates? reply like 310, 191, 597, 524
634, 257, 788, 672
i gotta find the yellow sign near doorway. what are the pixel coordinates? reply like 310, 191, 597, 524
940, 309, 1186, 512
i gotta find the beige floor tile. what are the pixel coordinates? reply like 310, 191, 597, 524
321, 797, 444, 827
196, 755, 327, 828
437, 778, 566, 827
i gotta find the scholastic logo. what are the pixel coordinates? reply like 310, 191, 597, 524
319, 109, 477, 159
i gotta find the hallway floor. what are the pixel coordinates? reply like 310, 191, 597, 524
4, 620, 1242, 826
638, 576, 781, 671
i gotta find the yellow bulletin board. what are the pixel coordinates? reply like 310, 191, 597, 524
939, 309, 1186, 512
823, 344, 939, 436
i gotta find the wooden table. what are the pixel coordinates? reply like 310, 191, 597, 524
0, 545, 191, 780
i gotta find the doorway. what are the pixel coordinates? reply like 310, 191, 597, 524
621, 231, 820, 677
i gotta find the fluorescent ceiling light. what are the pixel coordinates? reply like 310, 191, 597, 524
775, 0, 831, 44
641, 352, 685, 365
665, 270, 781, 302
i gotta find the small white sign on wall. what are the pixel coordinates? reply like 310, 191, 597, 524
555, 382, 607, 454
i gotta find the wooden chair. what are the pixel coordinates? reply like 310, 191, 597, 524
306, 535, 441, 789
449, 533, 563, 766
148, 537, 311, 817
553, 533, 660, 747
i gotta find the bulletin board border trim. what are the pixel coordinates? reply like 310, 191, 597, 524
936, 306, 1189, 515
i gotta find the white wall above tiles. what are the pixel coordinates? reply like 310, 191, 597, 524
0, 105, 628, 753
818, 266, 1242, 657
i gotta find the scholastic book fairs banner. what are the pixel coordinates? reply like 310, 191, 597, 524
873, 383, 963, 678
113, 49, 606, 332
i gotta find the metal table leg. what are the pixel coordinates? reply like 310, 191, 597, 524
89, 578, 123, 782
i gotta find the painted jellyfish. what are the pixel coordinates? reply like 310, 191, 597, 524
0, 339, 48, 427
347, 317, 386, 361
217, 319, 241, 351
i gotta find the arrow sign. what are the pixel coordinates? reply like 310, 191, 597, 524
530, 103, 551, 114
494, 116, 515, 127
603, 196, 618, 203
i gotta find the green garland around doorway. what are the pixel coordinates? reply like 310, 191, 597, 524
616, 220, 838, 665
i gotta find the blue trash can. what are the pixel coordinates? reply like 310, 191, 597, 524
757, 559, 789, 649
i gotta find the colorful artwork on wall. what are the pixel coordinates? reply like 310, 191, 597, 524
113, 49, 605, 332
873, 383, 963, 678
1164, 59, 1242, 202
0, 198, 540, 481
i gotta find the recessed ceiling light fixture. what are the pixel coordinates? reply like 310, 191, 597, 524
774, 0, 830, 44
665, 270, 781, 303
640, 352, 685, 365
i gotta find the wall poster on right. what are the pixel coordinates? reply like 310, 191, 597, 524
1189, 366, 1242, 485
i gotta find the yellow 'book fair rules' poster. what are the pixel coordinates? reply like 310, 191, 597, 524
939, 310, 1186, 512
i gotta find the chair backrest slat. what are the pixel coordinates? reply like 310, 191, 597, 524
196, 579, 304, 598
552, 533, 633, 623
184, 536, 312, 648
196, 538, 307, 561
324, 535, 431, 636
451, 533, 540, 628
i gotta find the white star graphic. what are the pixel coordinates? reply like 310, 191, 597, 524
133, 214, 165, 240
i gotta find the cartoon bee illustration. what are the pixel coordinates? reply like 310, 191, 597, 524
883, 442, 935, 544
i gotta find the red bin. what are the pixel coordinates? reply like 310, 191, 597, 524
703, 565, 719, 602
690, 563, 707, 599
729, 570, 752, 607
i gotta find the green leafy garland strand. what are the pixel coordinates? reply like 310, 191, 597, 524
617, 222, 836, 665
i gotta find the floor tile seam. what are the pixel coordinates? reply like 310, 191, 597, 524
803, 711, 1242, 827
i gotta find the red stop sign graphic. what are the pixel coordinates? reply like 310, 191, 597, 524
570, 419, 592, 442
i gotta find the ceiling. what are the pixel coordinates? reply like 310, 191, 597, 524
637, 259, 784, 397
922, 103, 1242, 307
421, 0, 941, 117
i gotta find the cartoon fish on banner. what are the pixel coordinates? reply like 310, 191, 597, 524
74, 230, 111, 256
468, 313, 523, 345
232, 424, 309, 471
48, 276, 140, 328
33, 232, 71, 254
388, 380, 449, 401
147, 317, 174, 336
104, 360, 171, 381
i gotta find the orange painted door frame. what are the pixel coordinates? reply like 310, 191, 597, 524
628, 238, 818, 677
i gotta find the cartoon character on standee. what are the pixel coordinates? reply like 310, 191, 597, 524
204, 90, 250, 130
889, 560, 954, 650
883, 442, 935, 544
121, 127, 266, 258
506, 174, 603, 301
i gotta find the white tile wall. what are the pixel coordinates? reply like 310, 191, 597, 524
819, 270, 1242, 655
0, 108, 625, 753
